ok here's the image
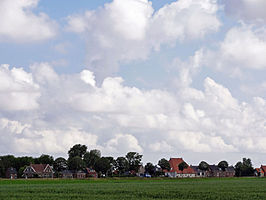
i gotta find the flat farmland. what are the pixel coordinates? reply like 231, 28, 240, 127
0, 178, 265, 200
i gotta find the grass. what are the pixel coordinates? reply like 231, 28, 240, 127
0, 177, 265, 200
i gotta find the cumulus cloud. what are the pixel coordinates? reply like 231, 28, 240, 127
0, 0, 57, 42
66, 0, 221, 78
202, 24, 266, 79
222, 0, 266, 23
0, 62, 265, 160
0, 64, 40, 111
105, 134, 143, 154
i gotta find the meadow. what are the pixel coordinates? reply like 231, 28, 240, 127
0, 177, 265, 200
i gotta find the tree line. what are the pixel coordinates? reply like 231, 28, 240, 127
0, 144, 255, 178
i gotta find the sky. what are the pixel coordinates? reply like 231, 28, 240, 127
0, 0, 266, 167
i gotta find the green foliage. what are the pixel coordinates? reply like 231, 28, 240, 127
218, 160, 229, 171
68, 156, 85, 171
94, 157, 111, 175
0, 178, 266, 200
158, 158, 170, 171
126, 152, 142, 172
115, 157, 129, 175
145, 162, 155, 176
198, 161, 209, 171
0, 155, 16, 178
235, 158, 254, 177
53, 157, 67, 172
68, 144, 87, 159
35, 154, 54, 165
178, 162, 188, 172
83, 149, 101, 169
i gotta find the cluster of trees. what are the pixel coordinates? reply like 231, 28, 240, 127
0, 144, 143, 178
197, 159, 254, 176
0, 143, 256, 178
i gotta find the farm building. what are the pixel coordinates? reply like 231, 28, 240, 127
86, 168, 98, 178
60, 170, 73, 178
207, 165, 235, 177
255, 165, 266, 177
6, 167, 17, 179
190, 166, 206, 177
73, 170, 86, 179
23, 164, 53, 178
165, 158, 196, 178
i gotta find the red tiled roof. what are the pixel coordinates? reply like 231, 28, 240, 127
30, 164, 47, 173
168, 158, 195, 174
261, 165, 266, 173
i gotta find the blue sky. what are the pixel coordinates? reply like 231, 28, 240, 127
0, 0, 266, 167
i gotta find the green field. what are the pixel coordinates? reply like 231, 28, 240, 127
0, 178, 265, 200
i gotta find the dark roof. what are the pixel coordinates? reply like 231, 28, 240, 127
62, 170, 73, 174
6, 167, 17, 174
209, 165, 220, 171
226, 166, 235, 172
190, 166, 204, 173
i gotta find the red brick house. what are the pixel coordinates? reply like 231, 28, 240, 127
23, 164, 53, 178
255, 165, 266, 177
165, 158, 196, 178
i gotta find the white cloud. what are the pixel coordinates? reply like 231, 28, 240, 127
105, 134, 143, 154
222, 0, 266, 23
66, 0, 220, 78
0, 64, 40, 111
203, 25, 266, 78
0, 62, 265, 160
0, 0, 57, 42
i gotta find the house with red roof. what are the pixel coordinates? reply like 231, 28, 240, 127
165, 158, 196, 178
23, 164, 53, 178
255, 165, 266, 177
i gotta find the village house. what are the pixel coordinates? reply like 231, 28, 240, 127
190, 166, 206, 177
206, 165, 235, 177
86, 168, 98, 178
60, 170, 73, 179
6, 167, 17, 179
23, 164, 53, 178
255, 165, 266, 177
165, 158, 196, 178
73, 170, 86, 179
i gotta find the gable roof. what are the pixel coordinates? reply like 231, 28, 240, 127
209, 165, 220, 172
30, 164, 48, 173
168, 158, 195, 174
261, 165, 266, 173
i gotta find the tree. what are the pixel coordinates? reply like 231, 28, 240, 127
242, 158, 254, 176
218, 161, 229, 171
178, 162, 188, 173
36, 154, 54, 165
84, 149, 101, 169
53, 157, 67, 172
235, 161, 242, 177
145, 162, 155, 176
126, 152, 142, 172
68, 156, 85, 171
158, 158, 170, 171
94, 157, 111, 176
199, 161, 209, 171
0, 155, 16, 178
68, 144, 87, 159
115, 157, 129, 175
234, 158, 254, 177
